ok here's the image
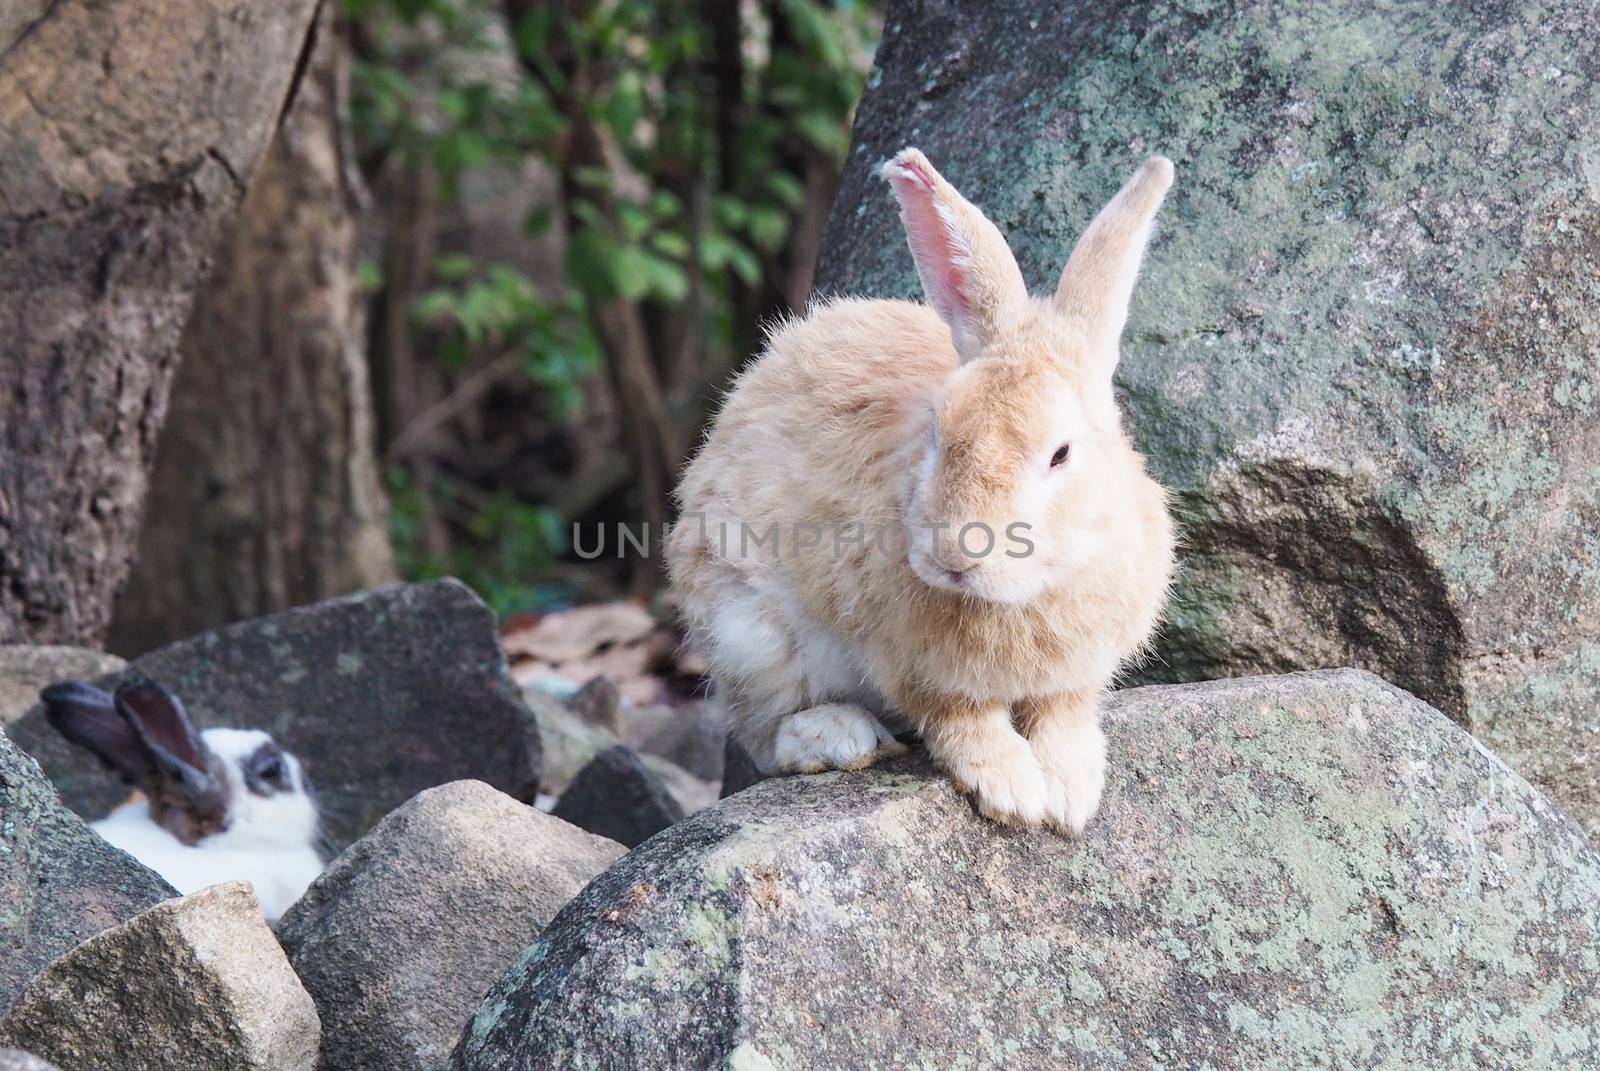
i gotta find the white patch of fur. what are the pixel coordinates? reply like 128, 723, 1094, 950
91, 727, 324, 923
709, 595, 791, 680
771, 704, 906, 773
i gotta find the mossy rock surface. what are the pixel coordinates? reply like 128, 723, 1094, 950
0, 732, 173, 1012
453, 671, 1600, 1070
816, 0, 1600, 831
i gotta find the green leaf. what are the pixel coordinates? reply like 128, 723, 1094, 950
610, 243, 656, 301
641, 254, 689, 303
617, 201, 652, 242
747, 206, 788, 251
434, 254, 475, 282
649, 191, 682, 220
712, 195, 748, 229
794, 109, 847, 155
412, 290, 457, 324
726, 241, 761, 285
567, 228, 619, 300
766, 171, 806, 209
650, 230, 690, 258
602, 69, 646, 141
572, 166, 614, 191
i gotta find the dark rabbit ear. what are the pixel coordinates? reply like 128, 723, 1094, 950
113, 676, 225, 818
113, 676, 207, 770
40, 681, 156, 787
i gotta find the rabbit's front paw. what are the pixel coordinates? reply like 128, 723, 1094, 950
1034, 720, 1107, 835
773, 704, 907, 774
945, 744, 1050, 827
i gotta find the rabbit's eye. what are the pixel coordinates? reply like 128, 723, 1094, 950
244, 744, 291, 795
1050, 443, 1072, 468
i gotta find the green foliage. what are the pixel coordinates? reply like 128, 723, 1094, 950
413, 262, 599, 412
387, 466, 568, 614
347, 0, 877, 608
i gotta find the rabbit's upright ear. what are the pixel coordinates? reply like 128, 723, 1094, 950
1054, 157, 1174, 373
41, 681, 157, 787
113, 677, 225, 818
882, 148, 1029, 363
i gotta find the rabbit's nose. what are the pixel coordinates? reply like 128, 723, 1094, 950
933, 532, 979, 577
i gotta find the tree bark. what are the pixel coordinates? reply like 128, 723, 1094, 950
108, 10, 397, 655
0, 0, 323, 644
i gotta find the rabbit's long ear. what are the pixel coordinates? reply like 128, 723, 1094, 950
883, 148, 1029, 363
1054, 157, 1174, 368
113, 677, 224, 817
42, 681, 157, 787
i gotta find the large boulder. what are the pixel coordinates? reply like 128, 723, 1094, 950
0, 646, 124, 728
277, 781, 623, 1071
0, 730, 173, 1012
0, 883, 320, 1069
8, 580, 540, 849
452, 671, 1600, 1069
816, 0, 1600, 831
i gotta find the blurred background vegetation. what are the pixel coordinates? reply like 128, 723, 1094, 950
344, 0, 879, 614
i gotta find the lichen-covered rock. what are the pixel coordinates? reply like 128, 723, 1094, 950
0, 883, 319, 1069
453, 671, 1600, 1070
277, 781, 623, 1071
551, 746, 684, 848
817, 0, 1600, 831
8, 580, 540, 849
0, 730, 173, 1012
0, 646, 124, 729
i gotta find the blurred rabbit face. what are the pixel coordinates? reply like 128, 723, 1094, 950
203, 728, 320, 850
904, 312, 1122, 605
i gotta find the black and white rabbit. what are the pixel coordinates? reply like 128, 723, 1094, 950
40, 676, 325, 922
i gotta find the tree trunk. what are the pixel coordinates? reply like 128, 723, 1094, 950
107, 10, 396, 655
0, 0, 323, 644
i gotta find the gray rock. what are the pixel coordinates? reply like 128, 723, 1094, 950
453, 671, 1600, 1070
718, 735, 766, 799
0, 883, 319, 1069
8, 580, 540, 850
278, 781, 623, 1071
565, 675, 624, 734
816, 0, 1600, 832
528, 686, 716, 814
0, 730, 173, 1012
0, 1050, 58, 1071
0, 646, 124, 729
638, 702, 725, 783
551, 746, 684, 848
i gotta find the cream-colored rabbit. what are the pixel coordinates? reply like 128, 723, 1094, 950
667, 149, 1176, 832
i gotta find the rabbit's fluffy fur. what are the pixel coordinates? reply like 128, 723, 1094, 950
93, 728, 323, 921
668, 149, 1177, 831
